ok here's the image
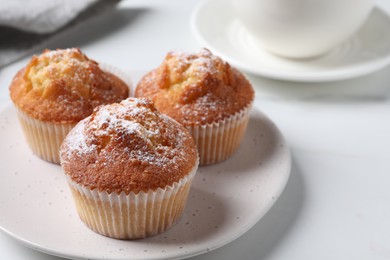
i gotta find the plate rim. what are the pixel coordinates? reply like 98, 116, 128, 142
0, 102, 291, 260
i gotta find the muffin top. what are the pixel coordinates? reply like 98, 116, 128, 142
60, 98, 198, 194
135, 49, 254, 126
9, 48, 129, 123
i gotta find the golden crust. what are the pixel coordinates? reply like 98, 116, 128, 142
135, 49, 254, 126
9, 48, 129, 123
60, 98, 198, 194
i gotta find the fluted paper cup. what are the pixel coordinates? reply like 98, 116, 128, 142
66, 160, 198, 240
16, 108, 76, 164
187, 104, 252, 166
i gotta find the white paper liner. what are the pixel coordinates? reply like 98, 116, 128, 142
66, 158, 199, 240
16, 108, 76, 164
13, 63, 132, 164
187, 103, 252, 166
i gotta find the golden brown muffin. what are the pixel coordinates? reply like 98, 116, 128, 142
9, 48, 130, 163
136, 49, 254, 165
60, 98, 198, 239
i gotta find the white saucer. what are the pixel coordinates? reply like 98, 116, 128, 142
0, 98, 291, 260
191, 0, 390, 82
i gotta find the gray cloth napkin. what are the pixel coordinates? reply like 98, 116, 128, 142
0, 0, 119, 68
0, 0, 97, 33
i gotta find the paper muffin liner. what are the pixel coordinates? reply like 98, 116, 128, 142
13, 63, 132, 164
187, 103, 253, 166
65, 159, 198, 240
16, 108, 76, 164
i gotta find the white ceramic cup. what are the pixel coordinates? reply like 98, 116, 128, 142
232, 0, 374, 59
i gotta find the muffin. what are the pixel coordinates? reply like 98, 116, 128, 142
60, 98, 199, 239
135, 49, 254, 165
9, 48, 130, 164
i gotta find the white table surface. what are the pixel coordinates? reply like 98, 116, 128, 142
1, 0, 390, 259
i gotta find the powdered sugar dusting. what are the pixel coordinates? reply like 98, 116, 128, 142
19, 48, 129, 122
30, 48, 95, 92
61, 98, 195, 170
63, 118, 96, 156
40, 48, 92, 68
167, 49, 223, 80
163, 49, 253, 125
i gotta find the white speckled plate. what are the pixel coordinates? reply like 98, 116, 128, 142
0, 100, 291, 259
191, 0, 390, 82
